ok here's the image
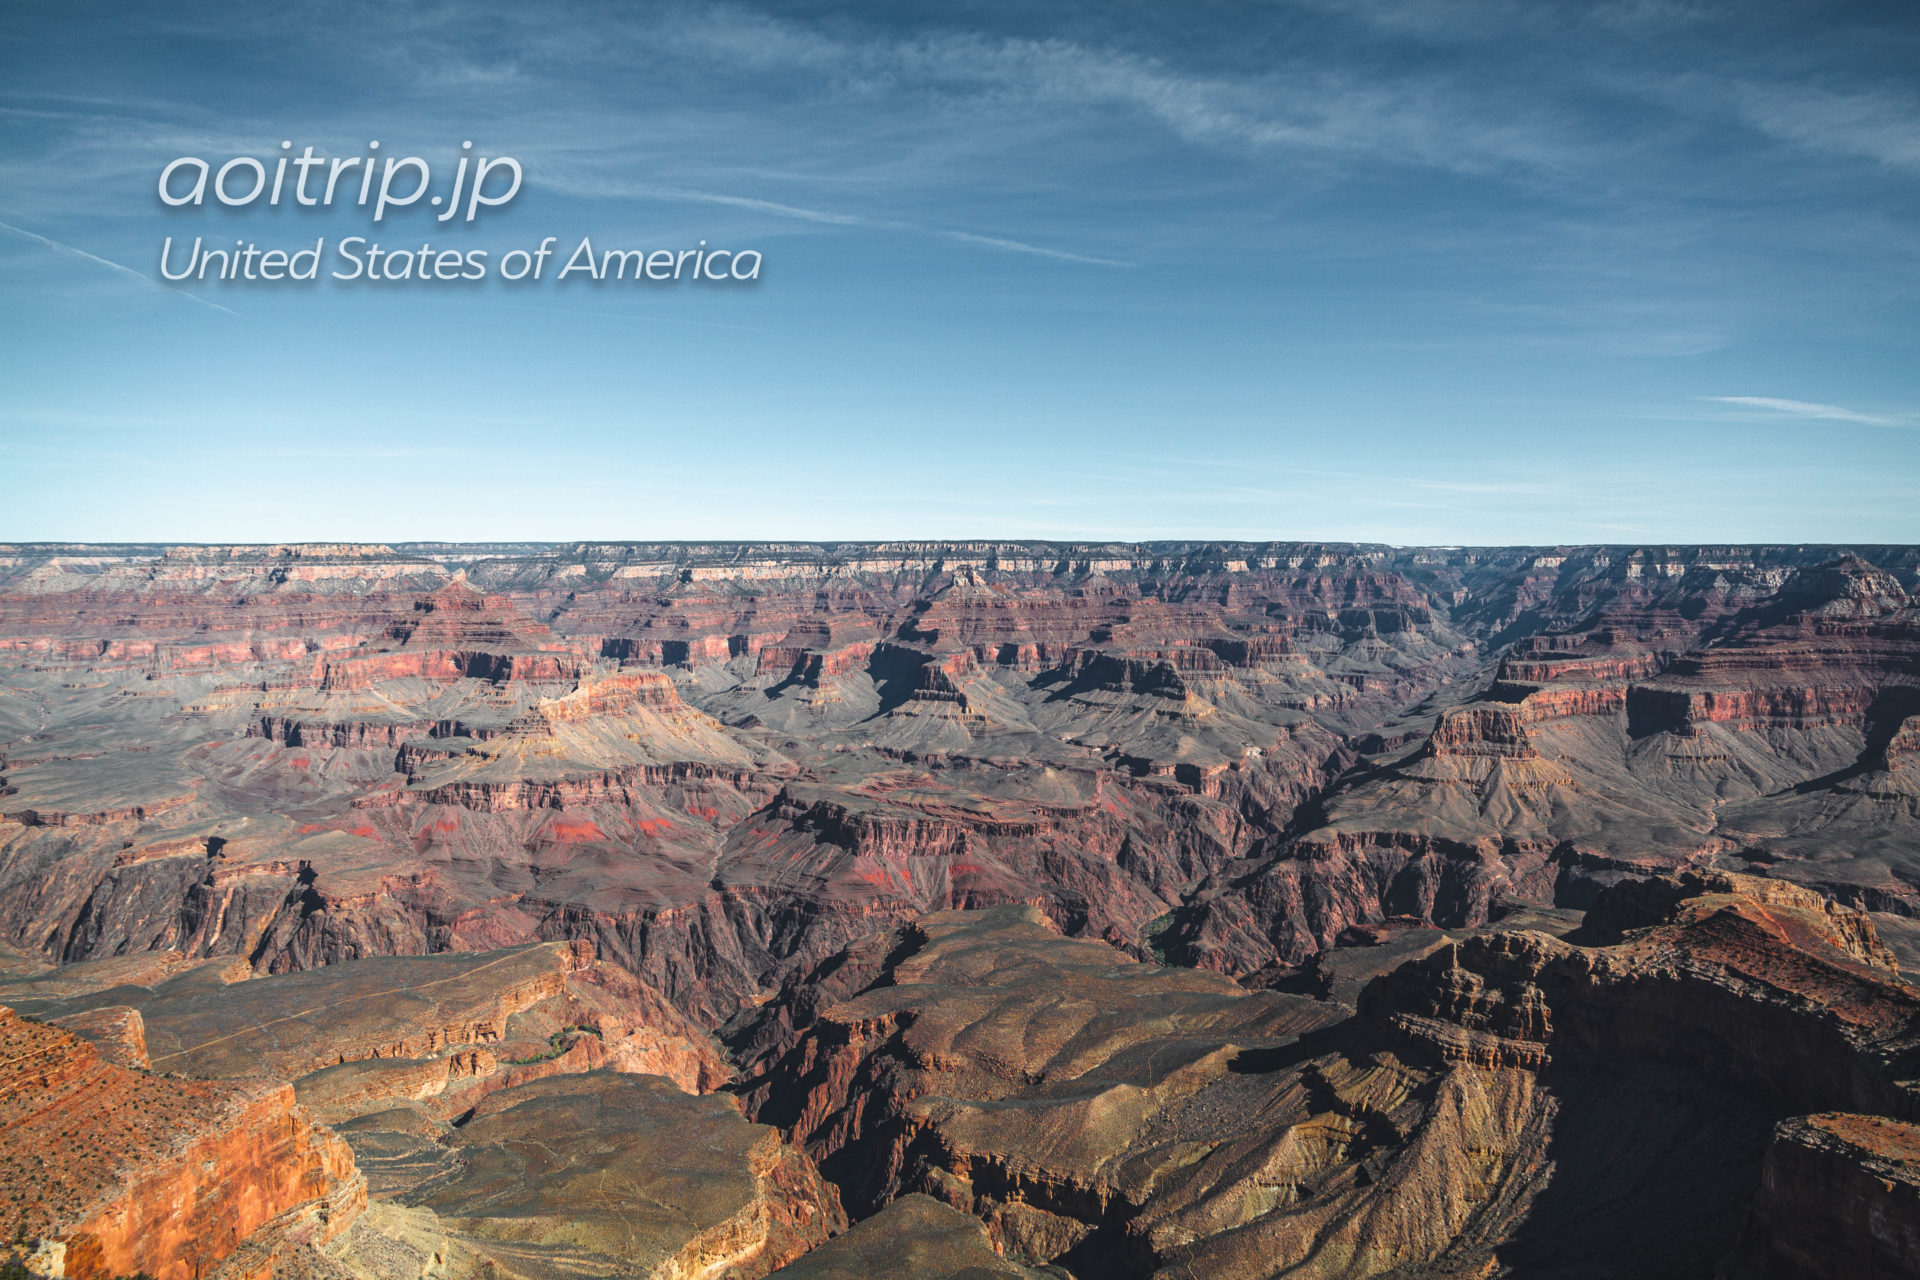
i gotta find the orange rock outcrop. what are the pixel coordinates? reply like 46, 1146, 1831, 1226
0, 1007, 361, 1280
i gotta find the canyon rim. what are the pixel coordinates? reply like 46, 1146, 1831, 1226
0, 541, 1917, 1277
6, 0, 1920, 1275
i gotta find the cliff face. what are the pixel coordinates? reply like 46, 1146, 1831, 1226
1, 938, 732, 1121
4, 833, 1919, 1277
4, 542, 1919, 1033
0, 542, 1477, 1028
0, 937, 818, 1280
729, 874, 1920, 1280
1347, 872, 1920, 1277
1170, 554, 1920, 977
0, 1006, 362, 1280
730, 906, 1547, 1277
309, 1072, 845, 1280
5, 542, 1920, 1276
1361, 872, 1920, 1120
1724, 1113, 1920, 1279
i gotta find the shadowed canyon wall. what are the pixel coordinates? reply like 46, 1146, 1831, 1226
3, 542, 1919, 1277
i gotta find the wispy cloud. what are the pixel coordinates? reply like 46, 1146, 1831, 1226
247, 447, 449, 460
1735, 85, 1920, 172
2, 1, 1917, 545
933, 230, 1128, 267
0, 217, 235, 315
1699, 396, 1904, 427
750, 23, 1579, 177
597, 183, 1132, 266
630, 187, 877, 228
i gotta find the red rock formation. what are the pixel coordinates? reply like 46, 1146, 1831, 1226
535, 669, 688, 719
0, 1006, 361, 1280
1363, 872, 1920, 1116
3, 939, 732, 1115
727, 874, 1920, 1278
4, 541, 1920, 1035
1724, 1112, 1920, 1278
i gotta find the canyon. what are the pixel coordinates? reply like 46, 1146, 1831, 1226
0, 539, 1916, 1277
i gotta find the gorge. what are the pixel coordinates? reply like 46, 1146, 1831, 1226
0, 539, 1916, 1278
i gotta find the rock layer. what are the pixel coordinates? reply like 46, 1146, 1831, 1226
7, 542, 1920, 1277
3, 541, 1916, 1030
0, 1006, 361, 1280
0, 938, 732, 1121
732, 872, 1920, 1279
332, 1072, 846, 1280
1724, 1112, 1920, 1279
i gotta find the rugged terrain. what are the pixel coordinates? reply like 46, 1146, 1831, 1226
0, 937, 833, 1279
725, 879, 1920, 1278
1, 540, 1918, 1276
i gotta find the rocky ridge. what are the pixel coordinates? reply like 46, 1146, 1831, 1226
0, 1005, 361, 1280
5, 541, 1919, 1034
727, 872, 1920, 1278
5, 542, 1920, 1276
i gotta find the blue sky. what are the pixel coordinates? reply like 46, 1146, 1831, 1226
1, 0, 1917, 544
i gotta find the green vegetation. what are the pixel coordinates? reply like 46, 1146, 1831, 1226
1142, 911, 1178, 965
501, 1023, 602, 1065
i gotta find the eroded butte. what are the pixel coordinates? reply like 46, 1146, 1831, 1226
1, 540, 1917, 1278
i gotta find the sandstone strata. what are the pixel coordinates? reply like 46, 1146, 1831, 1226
1, 939, 731, 1120
732, 872, 1920, 1279
0, 1006, 361, 1280
1723, 1112, 1920, 1279
5, 542, 1919, 1029
1, 937, 835, 1280
317, 1072, 845, 1280
6, 542, 1920, 1276
733, 906, 1535, 1276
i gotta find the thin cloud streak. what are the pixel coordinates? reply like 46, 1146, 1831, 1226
625, 185, 1131, 266
634, 187, 880, 228
0, 217, 236, 315
1700, 396, 1903, 427
938, 230, 1130, 267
